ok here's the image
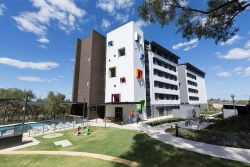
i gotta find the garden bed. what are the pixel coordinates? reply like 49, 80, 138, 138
166, 127, 250, 149
147, 118, 184, 126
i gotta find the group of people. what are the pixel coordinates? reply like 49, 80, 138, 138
128, 111, 140, 124
76, 125, 90, 136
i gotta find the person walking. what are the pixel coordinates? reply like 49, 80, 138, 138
135, 111, 140, 124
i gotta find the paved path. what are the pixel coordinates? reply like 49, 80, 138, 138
0, 150, 138, 167
134, 123, 250, 164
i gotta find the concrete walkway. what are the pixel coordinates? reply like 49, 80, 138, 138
0, 150, 138, 167
134, 123, 250, 164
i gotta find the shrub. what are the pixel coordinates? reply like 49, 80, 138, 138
165, 128, 250, 149
147, 118, 184, 126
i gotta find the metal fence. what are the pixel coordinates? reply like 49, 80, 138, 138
0, 118, 83, 138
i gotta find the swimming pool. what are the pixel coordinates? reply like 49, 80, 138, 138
0, 121, 51, 136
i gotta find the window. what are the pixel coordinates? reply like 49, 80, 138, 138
189, 96, 199, 101
153, 68, 177, 81
135, 32, 142, 44
155, 93, 179, 101
140, 53, 144, 60
111, 94, 120, 103
154, 81, 178, 90
109, 67, 116, 78
158, 107, 164, 116
187, 72, 197, 80
120, 77, 126, 83
108, 41, 113, 46
136, 68, 143, 79
187, 80, 197, 87
118, 47, 125, 56
153, 57, 177, 72
188, 88, 198, 94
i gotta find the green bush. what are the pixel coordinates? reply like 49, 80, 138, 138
166, 128, 250, 149
206, 115, 250, 133
147, 118, 184, 126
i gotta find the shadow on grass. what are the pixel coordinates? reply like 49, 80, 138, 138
116, 133, 250, 167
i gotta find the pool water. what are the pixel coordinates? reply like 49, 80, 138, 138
0, 121, 51, 135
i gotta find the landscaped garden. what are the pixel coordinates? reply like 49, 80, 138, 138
166, 115, 250, 149
6, 126, 247, 167
146, 117, 184, 126
200, 109, 221, 115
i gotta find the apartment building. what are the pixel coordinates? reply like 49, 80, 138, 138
72, 21, 208, 121
145, 41, 180, 118
71, 30, 106, 118
178, 63, 208, 111
105, 22, 147, 120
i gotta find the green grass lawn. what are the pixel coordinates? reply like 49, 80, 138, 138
17, 126, 250, 167
0, 154, 125, 167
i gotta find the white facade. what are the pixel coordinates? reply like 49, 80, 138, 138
105, 21, 145, 103
178, 64, 208, 110
102, 21, 208, 120
145, 42, 181, 118
148, 51, 180, 105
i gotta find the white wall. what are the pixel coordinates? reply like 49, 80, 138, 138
106, 104, 137, 119
178, 64, 208, 106
177, 65, 189, 104
223, 109, 237, 118
105, 21, 145, 103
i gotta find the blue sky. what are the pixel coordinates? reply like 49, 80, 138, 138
0, 0, 249, 100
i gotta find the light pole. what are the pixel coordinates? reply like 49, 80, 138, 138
22, 93, 28, 134
230, 94, 236, 116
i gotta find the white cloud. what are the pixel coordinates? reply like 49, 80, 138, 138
216, 66, 244, 77
244, 67, 250, 76
0, 3, 6, 16
220, 35, 241, 46
115, 13, 129, 23
220, 48, 250, 60
37, 37, 49, 43
13, 0, 86, 44
233, 67, 243, 72
101, 19, 111, 29
97, 0, 133, 13
17, 76, 44, 82
17, 76, 61, 82
172, 38, 199, 51
0, 57, 59, 70
97, 0, 134, 23
216, 71, 232, 77
220, 40, 250, 60
245, 40, 250, 49
38, 44, 48, 49
179, 0, 188, 6
136, 19, 149, 28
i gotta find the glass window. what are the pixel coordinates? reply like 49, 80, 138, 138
109, 67, 116, 78
118, 47, 125, 56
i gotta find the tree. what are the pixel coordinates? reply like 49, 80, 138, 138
45, 91, 70, 120
0, 88, 35, 124
138, 0, 250, 43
